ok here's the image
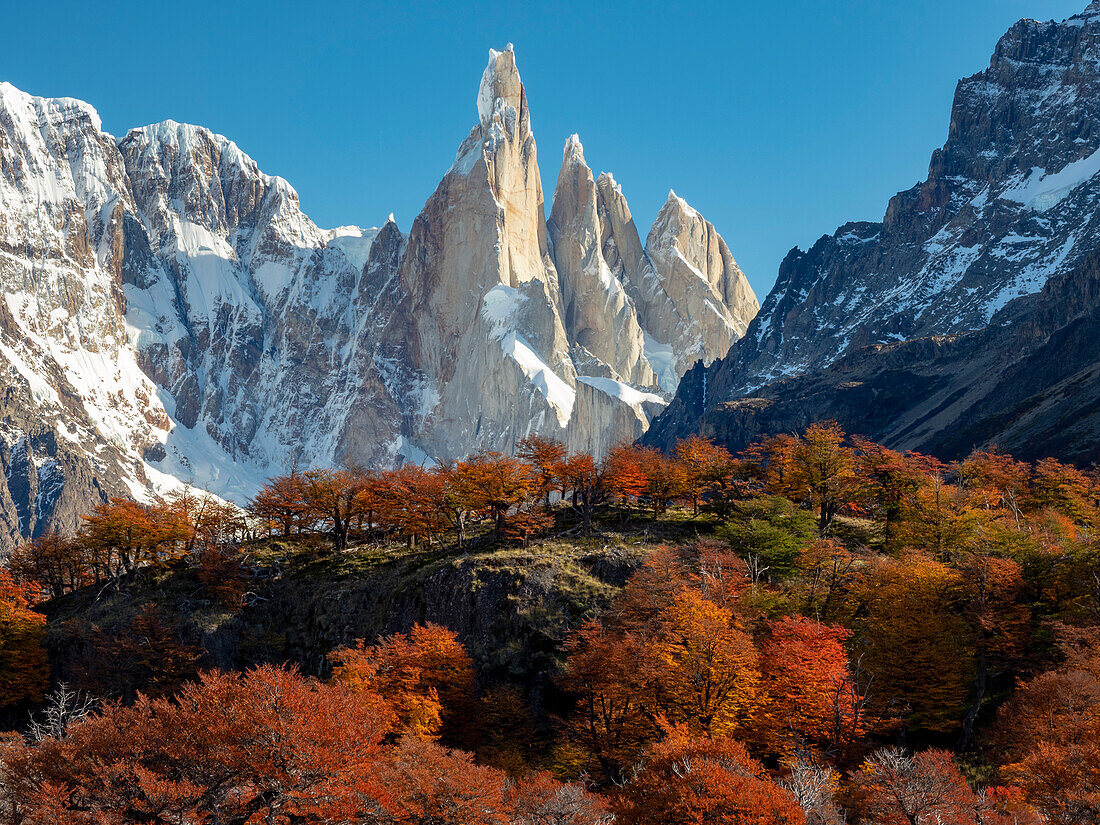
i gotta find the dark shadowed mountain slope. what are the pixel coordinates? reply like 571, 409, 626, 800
646, 243, 1100, 465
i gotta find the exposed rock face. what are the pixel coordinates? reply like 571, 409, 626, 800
0, 82, 171, 541
0, 46, 755, 550
583, 175, 758, 391
548, 135, 653, 387
639, 192, 757, 382
649, 3, 1100, 460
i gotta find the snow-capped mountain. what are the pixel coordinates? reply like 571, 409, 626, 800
0, 45, 757, 549
647, 2, 1100, 459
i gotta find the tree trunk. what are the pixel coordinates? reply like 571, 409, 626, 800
959, 651, 987, 751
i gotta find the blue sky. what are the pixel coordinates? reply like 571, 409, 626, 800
2, 1, 1087, 298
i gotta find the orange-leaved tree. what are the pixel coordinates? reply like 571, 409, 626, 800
452, 451, 536, 538
8, 531, 89, 598
249, 470, 309, 537
0, 569, 48, 708
756, 616, 872, 761
612, 726, 806, 825
854, 552, 973, 735
78, 497, 188, 576
517, 434, 567, 505
849, 747, 1038, 825
331, 623, 477, 742
674, 435, 734, 516
602, 444, 648, 509
646, 590, 760, 738
994, 626, 1100, 825
0, 665, 397, 824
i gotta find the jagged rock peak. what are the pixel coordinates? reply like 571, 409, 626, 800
476, 45, 528, 132
123, 120, 299, 200
597, 171, 623, 194
649, 190, 757, 313
563, 133, 585, 163
663, 189, 697, 215
548, 134, 654, 387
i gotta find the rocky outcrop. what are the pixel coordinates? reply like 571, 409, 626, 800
649, 2, 1100, 458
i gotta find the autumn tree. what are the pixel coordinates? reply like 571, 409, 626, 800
854, 756, 1041, 825
796, 539, 862, 623
452, 451, 536, 538
0, 570, 48, 708
558, 451, 604, 533
518, 435, 567, 505
299, 467, 373, 551
647, 590, 760, 737
7, 531, 89, 598
331, 623, 477, 742
675, 435, 734, 516
756, 616, 871, 760
957, 552, 1030, 749
957, 448, 1031, 523
78, 497, 188, 576
894, 470, 985, 561
611, 726, 806, 825
381, 735, 610, 825
379, 734, 513, 825
695, 540, 752, 611
506, 769, 613, 825
757, 423, 860, 535
636, 447, 686, 518
196, 545, 247, 606
854, 553, 973, 734
602, 444, 648, 508
0, 665, 396, 824
561, 548, 724, 779
994, 626, 1100, 824
472, 685, 540, 774
165, 488, 246, 554
378, 465, 451, 548
794, 423, 861, 534
854, 439, 939, 550
249, 470, 309, 537
559, 619, 655, 783
1028, 457, 1093, 522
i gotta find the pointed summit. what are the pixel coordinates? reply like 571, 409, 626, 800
661, 188, 700, 219
563, 133, 585, 164
476, 46, 528, 132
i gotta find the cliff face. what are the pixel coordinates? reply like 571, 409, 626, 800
647, 3, 1100, 462
0, 47, 756, 551
43, 534, 658, 708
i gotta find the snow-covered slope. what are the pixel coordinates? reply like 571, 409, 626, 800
0, 46, 756, 550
